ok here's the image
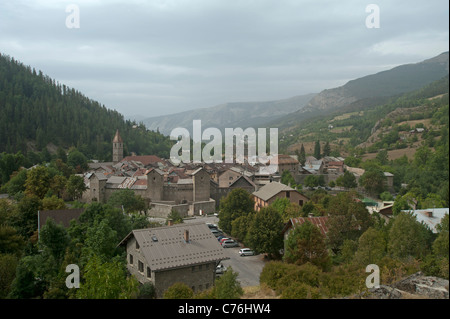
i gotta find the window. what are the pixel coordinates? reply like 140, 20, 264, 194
138, 260, 144, 273
299, 200, 304, 206
147, 267, 151, 278
286, 191, 290, 198
129, 254, 133, 265
135, 241, 140, 250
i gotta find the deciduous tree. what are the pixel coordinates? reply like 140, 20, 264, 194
284, 220, 330, 271
219, 188, 254, 234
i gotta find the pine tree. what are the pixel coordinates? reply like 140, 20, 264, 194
314, 140, 321, 159
323, 141, 331, 157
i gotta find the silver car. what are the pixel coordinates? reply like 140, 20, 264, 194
239, 248, 255, 256
222, 239, 239, 248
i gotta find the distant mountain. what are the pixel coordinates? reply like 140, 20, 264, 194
272, 51, 449, 130
142, 93, 316, 135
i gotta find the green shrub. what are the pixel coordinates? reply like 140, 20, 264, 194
260, 261, 322, 295
163, 282, 194, 299
281, 283, 322, 299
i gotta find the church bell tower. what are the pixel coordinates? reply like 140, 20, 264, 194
112, 129, 123, 163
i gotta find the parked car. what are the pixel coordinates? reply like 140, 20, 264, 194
219, 237, 230, 244
239, 248, 255, 256
222, 239, 239, 248
211, 229, 223, 237
217, 235, 226, 242
206, 223, 218, 230
216, 264, 226, 274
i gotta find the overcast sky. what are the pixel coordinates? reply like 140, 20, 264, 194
0, 0, 448, 118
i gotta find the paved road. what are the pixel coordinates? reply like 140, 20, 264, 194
219, 246, 265, 287
185, 215, 266, 287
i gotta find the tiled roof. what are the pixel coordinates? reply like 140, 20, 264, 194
121, 155, 163, 166
284, 216, 329, 236
229, 175, 256, 189
253, 182, 295, 201
269, 154, 299, 165
38, 208, 85, 230
402, 208, 449, 233
119, 223, 228, 271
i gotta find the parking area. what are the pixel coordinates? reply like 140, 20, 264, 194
185, 215, 266, 287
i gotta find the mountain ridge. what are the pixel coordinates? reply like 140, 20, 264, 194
142, 52, 449, 136
142, 93, 316, 135
273, 51, 449, 130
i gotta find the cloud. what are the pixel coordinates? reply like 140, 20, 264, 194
0, 0, 448, 117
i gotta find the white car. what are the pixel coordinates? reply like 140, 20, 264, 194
216, 264, 226, 274
239, 248, 255, 256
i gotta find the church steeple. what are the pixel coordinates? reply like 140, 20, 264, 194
112, 129, 123, 163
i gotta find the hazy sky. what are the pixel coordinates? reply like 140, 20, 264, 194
0, 0, 448, 118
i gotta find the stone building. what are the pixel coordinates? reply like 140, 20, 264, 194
81, 131, 216, 217
83, 167, 216, 217
118, 222, 228, 298
270, 154, 299, 175
252, 181, 309, 212
210, 175, 257, 208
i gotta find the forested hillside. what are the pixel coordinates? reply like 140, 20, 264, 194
0, 53, 173, 161
281, 75, 449, 152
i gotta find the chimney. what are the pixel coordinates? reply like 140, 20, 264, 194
425, 211, 433, 218
168, 219, 173, 226
184, 229, 190, 243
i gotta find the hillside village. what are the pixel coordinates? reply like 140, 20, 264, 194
51, 129, 445, 298
0, 51, 448, 301
79, 130, 400, 219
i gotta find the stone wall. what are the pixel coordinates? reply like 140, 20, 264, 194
191, 199, 216, 216
150, 202, 190, 218
153, 262, 217, 298
163, 184, 193, 204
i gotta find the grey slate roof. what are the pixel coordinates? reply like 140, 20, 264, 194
38, 208, 85, 231
252, 181, 295, 201
119, 222, 228, 272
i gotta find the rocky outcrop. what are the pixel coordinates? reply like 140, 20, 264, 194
364, 272, 449, 299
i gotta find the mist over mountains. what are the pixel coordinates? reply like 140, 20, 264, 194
142, 93, 316, 135
142, 52, 449, 135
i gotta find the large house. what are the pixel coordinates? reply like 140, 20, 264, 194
252, 182, 309, 212
118, 222, 228, 298
270, 154, 299, 175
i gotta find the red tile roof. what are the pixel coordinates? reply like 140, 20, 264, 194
286, 216, 329, 236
